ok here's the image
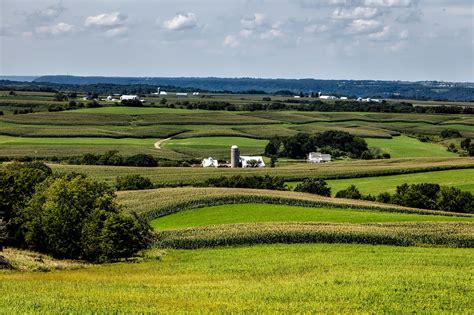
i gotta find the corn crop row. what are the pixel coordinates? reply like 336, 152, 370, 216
155, 222, 474, 249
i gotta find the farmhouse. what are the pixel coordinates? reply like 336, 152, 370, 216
308, 152, 331, 163
202, 157, 219, 168
240, 156, 265, 168
120, 95, 140, 101
160, 91, 168, 95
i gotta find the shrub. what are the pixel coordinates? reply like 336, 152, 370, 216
377, 192, 392, 203
294, 179, 331, 197
125, 154, 158, 167
335, 185, 362, 200
460, 138, 471, 151
116, 175, 154, 191
440, 129, 462, 138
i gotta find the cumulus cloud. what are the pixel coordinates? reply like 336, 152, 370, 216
223, 34, 241, 47
163, 13, 198, 31
331, 7, 379, 19
346, 19, 381, 33
85, 12, 127, 28
362, 0, 414, 7
241, 13, 267, 29
35, 22, 74, 35
367, 25, 391, 40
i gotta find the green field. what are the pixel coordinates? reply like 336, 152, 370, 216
1, 244, 472, 313
326, 168, 474, 195
366, 135, 457, 158
150, 203, 473, 230
163, 136, 268, 159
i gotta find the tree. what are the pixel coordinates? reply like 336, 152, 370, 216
440, 129, 462, 138
392, 183, 440, 210
295, 179, 331, 196
335, 185, 362, 199
20, 175, 151, 261
437, 186, 474, 213
53, 92, 68, 102
8, 90, 16, 96
125, 154, 157, 167
460, 138, 471, 151
469, 144, 474, 157
116, 175, 154, 191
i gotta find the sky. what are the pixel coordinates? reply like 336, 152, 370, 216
0, 0, 473, 82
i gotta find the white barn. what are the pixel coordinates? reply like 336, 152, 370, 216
240, 156, 265, 168
120, 95, 140, 101
308, 152, 331, 163
202, 157, 219, 168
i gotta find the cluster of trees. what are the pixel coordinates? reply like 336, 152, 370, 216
294, 179, 331, 196
460, 138, 474, 156
334, 183, 473, 213
48, 100, 101, 112
441, 129, 462, 138
0, 162, 151, 262
265, 131, 374, 159
116, 175, 154, 191
120, 99, 144, 107
13, 108, 33, 115
204, 175, 286, 190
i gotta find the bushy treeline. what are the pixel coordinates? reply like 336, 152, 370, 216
335, 183, 474, 213
265, 131, 374, 159
0, 162, 151, 262
203, 175, 287, 190
48, 100, 101, 112
168, 99, 474, 114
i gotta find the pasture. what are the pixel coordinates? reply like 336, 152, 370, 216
1, 244, 472, 313
150, 203, 473, 230
326, 168, 474, 195
365, 135, 457, 158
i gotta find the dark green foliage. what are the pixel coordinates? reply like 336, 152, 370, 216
121, 99, 143, 107
18, 175, 151, 261
441, 129, 462, 138
265, 131, 368, 159
460, 138, 471, 151
125, 154, 158, 167
335, 185, 362, 200
389, 183, 474, 213
377, 192, 392, 203
469, 144, 474, 157
53, 92, 67, 102
294, 179, 331, 197
204, 175, 287, 190
116, 175, 154, 191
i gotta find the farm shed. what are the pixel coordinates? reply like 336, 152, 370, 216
308, 152, 331, 163
202, 157, 219, 168
240, 156, 265, 168
120, 95, 140, 101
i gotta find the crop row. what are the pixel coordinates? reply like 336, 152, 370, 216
155, 222, 474, 249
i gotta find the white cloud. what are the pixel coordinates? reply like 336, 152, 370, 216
223, 34, 240, 47
367, 25, 391, 40
163, 13, 198, 31
103, 27, 129, 38
241, 13, 267, 29
399, 29, 409, 39
85, 12, 127, 28
332, 7, 379, 19
363, 0, 413, 7
35, 22, 74, 35
260, 28, 284, 39
347, 19, 382, 33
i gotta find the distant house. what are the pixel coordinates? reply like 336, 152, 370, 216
120, 95, 140, 101
240, 156, 265, 168
202, 157, 219, 168
192, 92, 200, 96
159, 91, 168, 95
340, 96, 348, 100
293, 95, 301, 99
308, 152, 331, 163
319, 95, 338, 100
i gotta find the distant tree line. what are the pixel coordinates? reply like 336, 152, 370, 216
0, 162, 151, 262
264, 131, 384, 160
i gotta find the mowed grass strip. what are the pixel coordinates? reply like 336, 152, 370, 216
156, 222, 474, 249
1, 244, 472, 313
151, 203, 474, 230
326, 168, 474, 195
366, 135, 457, 158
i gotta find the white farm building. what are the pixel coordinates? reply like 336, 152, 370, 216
120, 95, 140, 101
240, 156, 265, 168
202, 157, 219, 168
308, 152, 331, 163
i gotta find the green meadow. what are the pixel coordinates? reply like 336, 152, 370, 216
150, 203, 473, 230
327, 168, 474, 195
1, 244, 472, 313
366, 135, 457, 158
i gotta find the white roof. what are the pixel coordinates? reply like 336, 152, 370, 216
240, 156, 265, 168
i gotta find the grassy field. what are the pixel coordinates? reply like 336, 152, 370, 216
326, 168, 474, 195
150, 203, 473, 230
1, 244, 472, 313
366, 135, 457, 158
163, 136, 268, 159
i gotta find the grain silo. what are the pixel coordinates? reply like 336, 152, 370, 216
231, 145, 240, 168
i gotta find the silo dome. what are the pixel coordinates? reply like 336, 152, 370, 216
231, 145, 239, 149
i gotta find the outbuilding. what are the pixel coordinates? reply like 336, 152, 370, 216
308, 152, 331, 163
202, 157, 219, 168
120, 95, 140, 101
240, 156, 265, 168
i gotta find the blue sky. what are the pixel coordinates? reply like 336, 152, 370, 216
0, 0, 473, 81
